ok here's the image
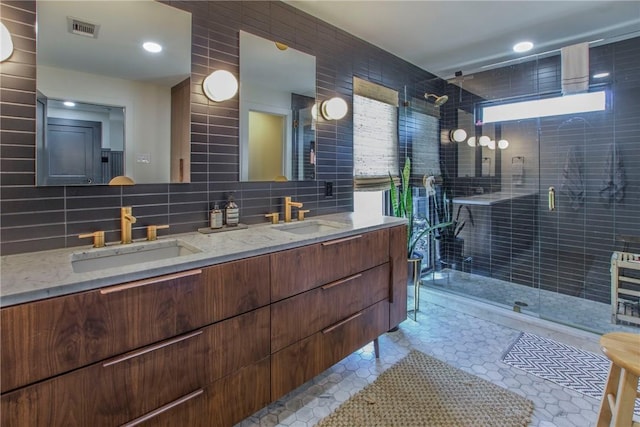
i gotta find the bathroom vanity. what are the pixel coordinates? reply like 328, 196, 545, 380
0, 213, 407, 426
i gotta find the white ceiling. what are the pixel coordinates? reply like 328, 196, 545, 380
285, 0, 640, 80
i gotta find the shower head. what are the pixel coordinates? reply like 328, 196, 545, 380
424, 93, 449, 107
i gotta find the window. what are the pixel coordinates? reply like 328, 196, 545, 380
353, 77, 399, 191
482, 91, 606, 123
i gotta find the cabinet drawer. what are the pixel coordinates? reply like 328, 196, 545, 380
271, 263, 390, 352
271, 300, 389, 400
136, 357, 271, 427
1, 307, 270, 426
1, 255, 270, 393
271, 228, 389, 301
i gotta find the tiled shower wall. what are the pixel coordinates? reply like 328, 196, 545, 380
436, 37, 640, 305
0, 0, 435, 255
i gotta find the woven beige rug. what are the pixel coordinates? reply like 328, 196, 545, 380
316, 350, 534, 427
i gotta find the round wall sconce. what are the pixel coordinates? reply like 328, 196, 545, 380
498, 139, 509, 149
450, 129, 467, 143
467, 136, 476, 147
488, 139, 496, 150
1, 22, 14, 62
202, 70, 238, 102
320, 97, 348, 120
478, 135, 490, 146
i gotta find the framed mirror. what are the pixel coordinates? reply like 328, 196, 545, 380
239, 31, 316, 182
35, 0, 191, 185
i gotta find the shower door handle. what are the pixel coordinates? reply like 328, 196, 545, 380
548, 186, 556, 211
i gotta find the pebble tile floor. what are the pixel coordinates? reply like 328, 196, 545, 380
236, 282, 624, 427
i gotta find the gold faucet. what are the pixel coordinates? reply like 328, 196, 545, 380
120, 207, 137, 244
284, 196, 303, 223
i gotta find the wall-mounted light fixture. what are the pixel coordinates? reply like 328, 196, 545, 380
498, 139, 509, 149
1, 22, 14, 62
202, 70, 238, 102
467, 136, 476, 147
450, 129, 467, 143
320, 97, 348, 120
478, 135, 490, 147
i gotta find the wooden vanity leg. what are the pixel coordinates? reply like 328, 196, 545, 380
373, 338, 380, 358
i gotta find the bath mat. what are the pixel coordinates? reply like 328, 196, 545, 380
502, 332, 640, 415
315, 350, 534, 427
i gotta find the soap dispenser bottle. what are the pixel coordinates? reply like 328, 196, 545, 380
210, 204, 223, 229
225, 195, 239, 227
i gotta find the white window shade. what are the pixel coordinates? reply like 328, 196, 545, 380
353, 94, 399, 191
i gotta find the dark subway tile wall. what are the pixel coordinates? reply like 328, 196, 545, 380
436, 37, 640, 305
0, 0, 434, 255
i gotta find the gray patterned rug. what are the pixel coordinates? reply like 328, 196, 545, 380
315, 350, 533, 427
502, 332, 640, 415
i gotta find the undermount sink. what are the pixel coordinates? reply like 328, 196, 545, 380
272, 220, 345, 235
71, 239, 201, 273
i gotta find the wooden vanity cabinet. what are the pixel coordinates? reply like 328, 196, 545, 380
1, 256, 269, 393
269, 225, 407, 400
1, 224, 407, 425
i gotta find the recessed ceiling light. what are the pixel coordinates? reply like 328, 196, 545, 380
593, 72, 610, 79
513, 41, 534, 53
63, 101, 75, 107
142, 41, 162, 53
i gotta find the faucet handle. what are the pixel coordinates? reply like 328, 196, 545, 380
147, 224, 169, 241
265, 212, 280, 224
79, 231, 106, 248
297, 209, 310, 221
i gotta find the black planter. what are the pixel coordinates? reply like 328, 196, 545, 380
438, 236, 464, 267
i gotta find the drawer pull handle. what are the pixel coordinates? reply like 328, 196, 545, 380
321, 235, 362, 246
100, 269, 202, 295
322, 312, 362, 334
322, 273, 362, 291
120, 388, 204, 427
103, 330, 203, 367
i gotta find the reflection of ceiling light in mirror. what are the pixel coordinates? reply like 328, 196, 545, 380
498, 139, 509, 149
203, 70, 238, 102
450, 129, 467, 143
467, 136, 476, 147
321, 97, 348, 120
142, 41, 162, 53
593, 72, 610, 79
479, 135, 490, 146
488, 139, 496, 150
0, 22, 14, 62
63, 101, 76, 107
311, 104, 318, 120
513, 41, 533, 53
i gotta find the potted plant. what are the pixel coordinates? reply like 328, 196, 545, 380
389, 158, 451, 261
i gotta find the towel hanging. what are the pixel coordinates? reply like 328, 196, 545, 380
561, 146, 584, 210
561, 42, 589, 95
599, 144, 626, 204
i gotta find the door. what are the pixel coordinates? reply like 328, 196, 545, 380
43, 117, 102, 185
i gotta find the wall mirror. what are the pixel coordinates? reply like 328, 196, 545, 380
239, 31, 316, 182
35, 0, 191, 186
456, 109, 497, 178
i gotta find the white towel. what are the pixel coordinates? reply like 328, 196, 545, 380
482, 158, 491, 177
561, 42, 589, 95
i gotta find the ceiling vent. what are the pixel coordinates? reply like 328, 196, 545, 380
67, 17, 100, 38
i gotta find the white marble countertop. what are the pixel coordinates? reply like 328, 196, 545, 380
0, 212, 406, 307
453, 190, 538, 206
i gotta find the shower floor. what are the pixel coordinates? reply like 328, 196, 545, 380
418, 269, 639, 335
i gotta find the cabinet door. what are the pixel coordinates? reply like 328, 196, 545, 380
1, 255, 270, 393
271, 228, 389, 301
271, 300, 389, 400
271, 263, 390, 352
389, 225, 408, 329
1, 308, 270, 426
